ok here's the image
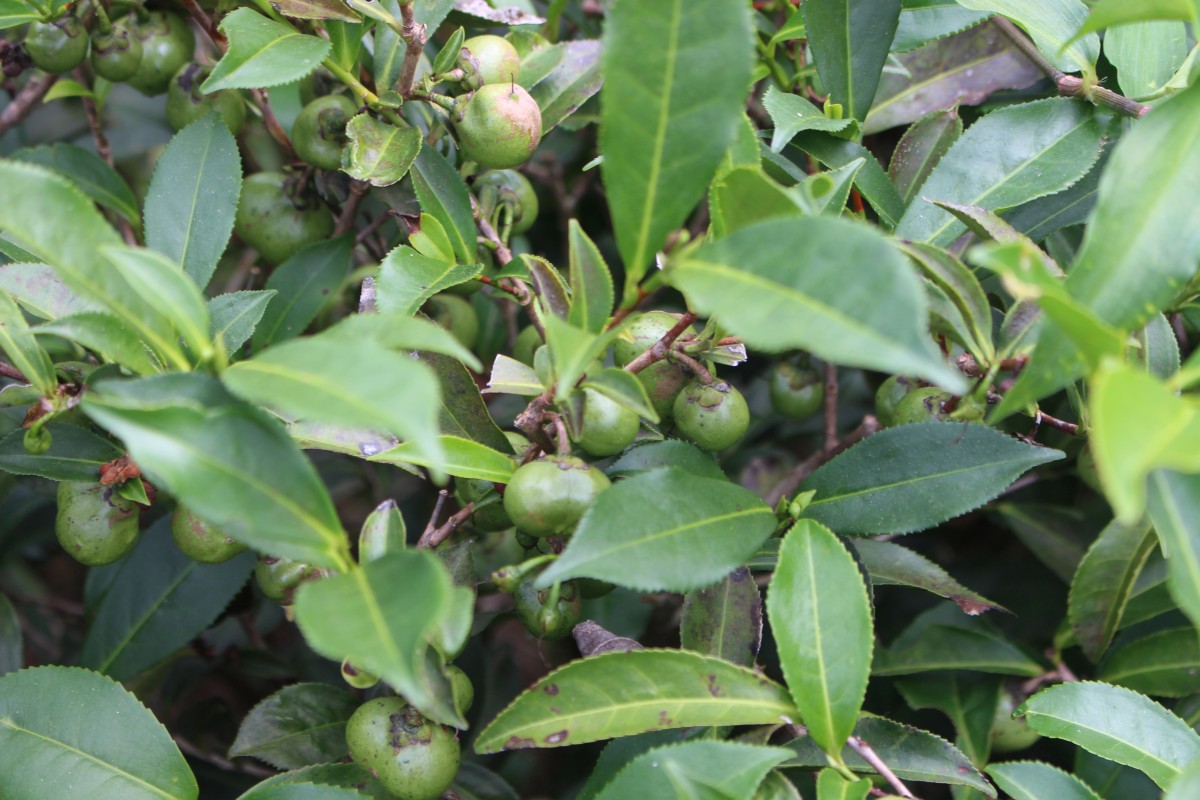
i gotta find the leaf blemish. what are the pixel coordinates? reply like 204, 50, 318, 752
543, 683, 559, 696
707, 674, 723, 697
503, 735, 536, 750
544, 730, 569, 744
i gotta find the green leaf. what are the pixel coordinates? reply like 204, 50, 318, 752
892, 0, 989, 53
293, 551, 462, 727
228, 683, 358, 770
410, 147, 476, 265
593, 741, 792, 800
487, 354, 542, 396
0, 262, 96, 321
956, 0, 1099, 74
144, 116, 242, 290
987, 761, 1102, 800
251, 237, 354, 350
0, 0, 39, 30
899, 242, 994, 361
417, 351, 512, 454
1074, 0, 1197, 40
11, 143, 140, 226
223, 337, 444, 474
371, 435, 513, 482
895, 673, 1000, 766
815, 770, 871, 800
669, 217, 963, 390
1099, 628, 1200, 697
524, 40, 604, 133
607, 440, 725, 481
37, 312, 163, 376
0, 289, 56, 395
376, 246, 482, 317
1165, 756, 1200, 800
993, 503, 1088, 582
783, 715, 995, 796
0, 592, 19, 676
1068, 518, 1156, 662
0, 423, 122, 482
763, 87, 855, 152
1147, 469, 1200, 636
876, 615, 1044, 676
601, 0, 753, 299
323, 312, 481, 371
803, 0, 901, 121
799, 422, 1062, 535
535, 468, 776, 593
786, 134, 906, 228
896, 98, 1103, 247
852, 539, 1005, 614
343, 116, 421, 188
1019, 682, 1200, 788
889, 109, 962, 208
680, 566, 762, 668
708, 166, 804, 237
102, 246, 213, 362
0, 666, 198, 799
237, 764, 386, 799
210, 290, 276, 353
81, 521, 253, 680
768, 520, 873, 756
239, 784, 370, 800
581, 367, 659, 424
270, 0, 360, 22
83, 376, 351, 571
1107, 21, 1189, 100
566, 220, 614, 334
474, 649, 797, 753
203, 9, 331, 92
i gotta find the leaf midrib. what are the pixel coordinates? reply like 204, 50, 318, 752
806, 454, 1053, 507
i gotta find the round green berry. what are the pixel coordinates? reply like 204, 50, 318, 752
55, 481, 139, 566
459, 34, 521, 86
346, 698, 461, 800
574, 388, 640, 457
292, 94, 356, 171
25, 18, 89, 74
171, 505, 246, 564
673, 380, 750, 451
456, 83, 542, 169
769, 362, 824, 419
503, 456, 611, 537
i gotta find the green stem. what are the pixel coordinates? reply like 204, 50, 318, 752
323, 58, 379, 106
344, 0, 405, 37
92, 1, 113, 34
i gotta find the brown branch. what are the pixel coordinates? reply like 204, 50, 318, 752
666, 350, 715, 385
249, 88, 294, 155
397, 1, 427, 97
0, 74, 57, 136
75, 69, 138, 245
765, 416, 882, 507
333, 180, 369, 237
176, 736, 275, 778
477, 215, 513, 266
622, 313, 698, 375
0, 361, 30, 383
179, 0, 224, 48
1033, 410, 1081, 437
418, 500, 475, 549
822, 362, 838, 451
421, 489, 450, 541
847, 736, 917, 798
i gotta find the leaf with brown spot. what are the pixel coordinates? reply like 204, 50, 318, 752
681, 566, 763, 666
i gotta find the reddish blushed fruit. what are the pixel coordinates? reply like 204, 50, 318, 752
459, 35, 521, 86
456, 84, 542, 169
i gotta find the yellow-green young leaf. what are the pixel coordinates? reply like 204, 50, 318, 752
0, 666, 198, 799
986, 761, 1102, 800
708, 166, 805, 238
1089, 361, 1200, 523
1068, 518, 1156, 662
542, 313, 616, 403
763, 87, 856, 152
202, 9, 331, 93
1018, 682, 1200, 788
294, 551, 462, 728
343, 116, 422, 187
358, 499, 405, 564
581, 366, 659, 424
0, 289, 56, 395
815, 769, 872, 800
376, 246, 482, 317
102, 246, 213, 364
768, 520, 873, 756
1147, 469, 1200, 635
535, 468, 776, 593
957, 0, 1099, 74
594, 741, 793, 800
566, 220, 614, 334
1107, 21, 1189, 100
474, 649, 797, 753
1099, 628, 1200, 697
487, 354, 543, 396
802, 0, 902, 122
669, 217, 965, 391
0, 0, 40, 30
600, 0, 753, 300
371, 435, 514, 482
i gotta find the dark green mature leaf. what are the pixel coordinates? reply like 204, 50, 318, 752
593, 741, 791, 800
576, 732, 695, 800
0, 262, 96, 321
474, 649, 797, 753
294, 551, 462, 727
896, 673, 1000, 766
852, 539, 1004, 614
210, 291, 276, 353
957, 0, 1099, 73
1001, 146, 1107, 242
251, 237, 353, 350
102, 246, 213, 361
799, 423, 1062, 535
11, 144, 140, 226
0, 666, 198, 799
892, 0, 989, 52
536, 468, 776, 592
237, 763, 387, 799
803, 0, 901, 122
144, 116, 242, 290
1148, 469, 1200, 634
900, 242, 994, 360
229, 683, 358, 770
524, 40, 604, 133
896, 98, 1103, 247
1019, 682, 1200, 788
0, 591, 21, 675
785, 134, 906, 228
680, 567, 762, 667
239, 784, 370, 800
203, 9, 331, 92
1099, 628, 1200, 697
768, 520, 873, 756
607, 440, 724, 480
0, 289, 55, 395
416, 351, 512, 453
876, 622, 1044, 676
601, 0, 753, 299
411, 147, 476, 265
784, 715, 995, 796
1068, 519, 1156, 662
343, 116, 421, 187
37, 312, 162, 376
81, 521, 253, 680
764, 87, 855, 152
0, 424, 121, 482
993, 503, 1088, 582
83, 375, 351, 571
987, 761, 1102, 800
566, 221, 614, 334
669, 217, 963, 390
889, 109, 962, 208
376, 246, 481, 317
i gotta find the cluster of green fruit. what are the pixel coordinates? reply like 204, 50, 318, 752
449, 35, 541, 169
874, 374, 987, 426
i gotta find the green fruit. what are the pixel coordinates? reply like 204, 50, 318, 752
446, 665, 474, 717
991, 689, 1040, 753
255, 555, 325, 604
341, 658, 380, 689
459, 34, 521, 86
90, 22, 143, 82
874, 375, 919, 426
513, 579, 581, 639
426, 294, 479, 350
25, 18, 89, 74
171, 506, 246, 564
769, 362, 824, 419
55, 482, 139, 566
346, 698, 461, 800
574, 388, 639, 457
292, 94, 356, 171
166, 63, 245, 134
613, 311, 693, 419
475, 169, 539, 235
456, 478, 511, 532
513, 325, 542, 366
892, 387, 954, 425
503, 456, 611, 537
234, 172, 335, 266
127, 12, 195, 96
456, 83, 542, 169
674, 381, 750, 451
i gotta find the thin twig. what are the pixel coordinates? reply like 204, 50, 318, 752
176, 736, 275, 778
765, 416, 882, 507
418, 501, 474, 549
477, 215, 513, 266
249, 88, 294, 155
421, 489, 450, 541
1033, 410, 1080, 437
621, 313, 698, 375
333, 180, 369, 237
397, 1, 427, 97
822, 362, 838, 451
847, 736, 917, 798
75, 70, 138, 245
179, 0, 224, 48
666, 350, 714, 384
0, 74, 57, 135
0, 361, 30, 383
